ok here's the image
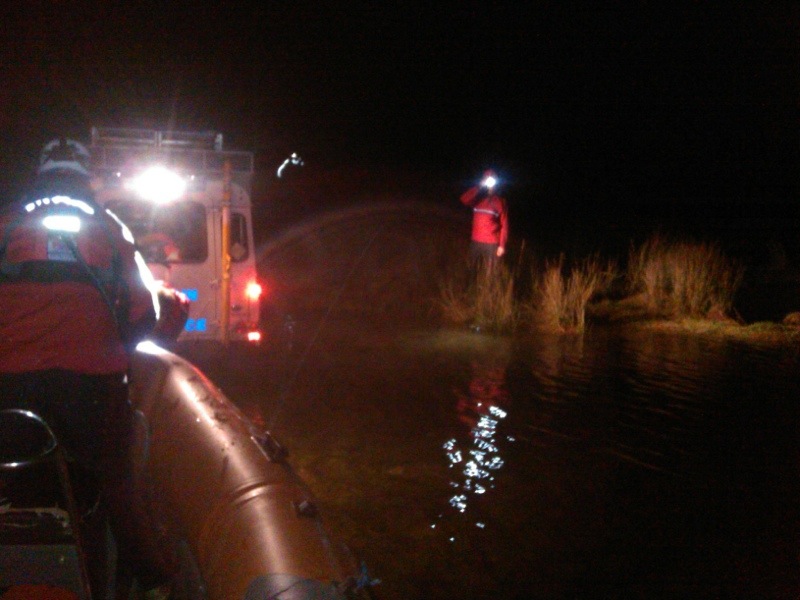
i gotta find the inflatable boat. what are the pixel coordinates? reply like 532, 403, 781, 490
0, 342, 373, 600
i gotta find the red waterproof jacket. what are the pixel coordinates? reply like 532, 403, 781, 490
460, 186, 509, 249
0, 201, 157, 374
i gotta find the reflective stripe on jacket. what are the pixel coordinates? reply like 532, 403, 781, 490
0, 207, 157, 374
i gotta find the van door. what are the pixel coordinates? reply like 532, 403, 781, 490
174, 203, 219, 340
104, 198, 218, 340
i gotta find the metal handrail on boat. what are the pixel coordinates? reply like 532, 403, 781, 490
0, 409, 59, 471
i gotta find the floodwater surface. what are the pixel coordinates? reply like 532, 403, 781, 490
191, 321, 800, 600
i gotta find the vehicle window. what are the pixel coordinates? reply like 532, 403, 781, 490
230, 212, 249, 262
106, 200, 208, 264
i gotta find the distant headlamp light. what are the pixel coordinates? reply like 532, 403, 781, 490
482, 176, 497, 189
43, 215, 81, 233
126, 166, 186, 203
277, 152, 304, 178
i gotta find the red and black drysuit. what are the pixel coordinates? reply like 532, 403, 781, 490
459, 185, 509, 264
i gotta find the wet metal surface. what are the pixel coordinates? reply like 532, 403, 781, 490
186, 324, 800, 599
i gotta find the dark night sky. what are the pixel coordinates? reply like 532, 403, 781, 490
1, 2, 798, 226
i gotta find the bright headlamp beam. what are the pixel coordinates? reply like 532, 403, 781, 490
126, 166, 186, 203
43, 215, 81, 233
482, 176, 497, 189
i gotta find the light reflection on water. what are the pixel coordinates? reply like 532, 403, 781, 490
437, 360, 511, 537
429, 326, 800, 596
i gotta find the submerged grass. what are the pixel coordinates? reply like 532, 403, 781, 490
642, 318, 800, 348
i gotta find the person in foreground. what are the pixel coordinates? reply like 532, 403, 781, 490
0, 138, 174, 599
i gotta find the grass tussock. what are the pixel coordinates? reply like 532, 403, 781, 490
439, 259, 519, 333
473, 261, 518, 332
531, 254, 617, 332
438, 251, 615, 334
627, 234, 744, 318
437, 233, 752, 336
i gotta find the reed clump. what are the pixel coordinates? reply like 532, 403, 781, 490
438, 233, 742, 334
473, 260, 518, 331
531, 254, 618, 331
626, 234, 743, 318
438, 259, 518, 333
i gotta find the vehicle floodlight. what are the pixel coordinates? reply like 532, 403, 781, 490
126, 166, 186, 203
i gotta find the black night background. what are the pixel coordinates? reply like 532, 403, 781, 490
2, 3, 798, 237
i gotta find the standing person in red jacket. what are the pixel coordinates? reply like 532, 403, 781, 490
0, 138, 174, 598
460, 169, 509, 271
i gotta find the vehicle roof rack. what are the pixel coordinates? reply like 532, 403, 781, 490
91, 127, 223, 151
89, 127, 253, 176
